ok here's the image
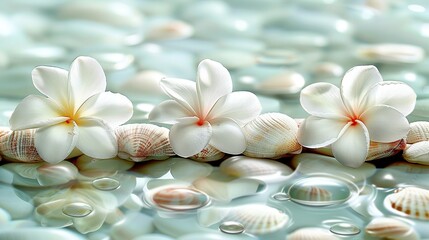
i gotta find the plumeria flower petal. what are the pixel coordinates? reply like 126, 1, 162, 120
35, 122, 78, 164
169, 117, 212, 157
331, 121, 369, 168
150, 59, 261, 157
298, 65, 416, 168
9, 56, 133, 163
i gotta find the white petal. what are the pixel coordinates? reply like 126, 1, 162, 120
169, 117, 212, 157
160, 77, 198, 115
209, 118, 246, 154
360, 105, 410, 142
68, 56, 106, 112
77, 92, 133, 126
9, 95, 68, 130
297, 116, 348, 148
364, 81, 416, 116
35, 122, 78, 164
148, 100, 192, 124
207, 92, 261, 126
341, 65, 382, 115
32, 66, 69, 107
76, 118, 117, 159
300, 82, 348, 118
196, 59, 232, 118
332, 120, 369, 168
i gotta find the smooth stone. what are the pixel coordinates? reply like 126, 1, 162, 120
257, 49, 301, 66
310, 62, 344, 78
232, 65, 285, 91
218, 38, 266, 52
122, 194, 144, 211
145, 18, 194, 41
118, 70, 166, 100
9, 45, 67, 66
355, 43, 425, 64
76, 155, 134, 174
70, 46, 135, 71
180, 1, 230, 21
110, 212, 154, 240
58, 0, 144, 28
262, 30, 328, 49
199, 50, 256, 69
0, 185, 33, 219
0, 208, 11, 223
47, 20, 144, 48
134, 44, 196, 79
36, 161, 79, 186
255, 71, 306, 96
370, 161, 429, 188
0, 228, 84, 240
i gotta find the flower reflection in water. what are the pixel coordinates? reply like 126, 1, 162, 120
0, 158, 136, 234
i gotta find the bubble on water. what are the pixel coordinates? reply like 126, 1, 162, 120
62, 202, 93, 218
219, 221, 245, 234
330, 223, 361, 235
152, 187, 210, 211
92, 177, 121, 191
272, 192, 290, 201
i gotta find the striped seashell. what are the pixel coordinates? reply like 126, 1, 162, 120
219, 156, 293, 177
385, 187, 429, 220
287, 227, 339, 240
151, 186, 210, 211
366, 139, 406, 161
223, 204, 288, 235
243, 113, 302, 158
116, 124, 174, 162
293, 186, 333, 202
190, 144, 224, 162
365, 217, 420, 240
403, 141, 429, 165
407, 122, 429, 144
0, 128, 43, 163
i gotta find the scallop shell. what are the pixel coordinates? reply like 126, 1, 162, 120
385, 187, 429, 220
190, 144, 224, 162
365, 217, 420, 240
287, 227, 339, 240
243, 113, 302, 158
367, 139, 406, 161
0, 128, 43, 163
224, 204, 289, 234
116, 124, 174, 162
293, 186, 333, 202
403, 141, 429, 165
219, 156, 293, 177
151, 186, 210, 211
407, 122, 429, 144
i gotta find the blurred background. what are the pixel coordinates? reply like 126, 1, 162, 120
0, 0, 429, 126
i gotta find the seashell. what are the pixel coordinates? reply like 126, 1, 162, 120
366, 139, 407, 161
385, 187, 429, 220
145, 19, 194, 41
116, 124, 174, 162
243, 113, 302, 158
150, 186, 210, 211
403, 141, 429, 165
224, 204, 289, 234
292, 186, 333, 202
407, 122, 429, 144
365, 217, 420, 240
287, 227, 339, 240
219, 156, 293, 177
190, 144, 225, 162
0, 128, 43, 163
356, 44, 425, 64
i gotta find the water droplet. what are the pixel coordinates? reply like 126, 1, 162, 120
219, 221, 245, 234
286, 176, 357, 206
330, 223, 360, 235
62, 202, 93, 218
152, 187, 210, 211
92, 177, 120, 191
272, 192, 290, 201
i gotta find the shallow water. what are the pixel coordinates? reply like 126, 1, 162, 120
0, 0, 429, 239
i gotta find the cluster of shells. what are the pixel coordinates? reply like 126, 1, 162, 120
403, 121, 429, 165
0, 113, 424, 165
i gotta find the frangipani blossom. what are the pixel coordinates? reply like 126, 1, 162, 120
149, 59, 262, 157
298, 65, 416, 168
9, 56, 133, 164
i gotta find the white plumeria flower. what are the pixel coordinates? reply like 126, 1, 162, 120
9, 56, 133, 164
298, 65, 416, 168
149, 59, 262, 157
